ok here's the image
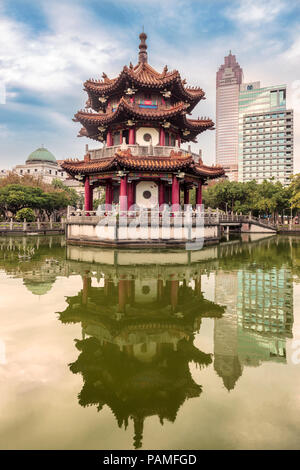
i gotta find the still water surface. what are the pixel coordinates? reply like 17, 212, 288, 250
0, 235, 299, 450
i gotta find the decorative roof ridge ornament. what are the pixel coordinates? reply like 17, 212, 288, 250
138, 31, 148, 64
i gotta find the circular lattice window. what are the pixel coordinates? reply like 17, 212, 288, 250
143, 190, 152, 199
143, 133, 152, 142
142, 285, 150, 295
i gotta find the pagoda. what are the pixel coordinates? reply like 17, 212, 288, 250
62, 32, 224, 212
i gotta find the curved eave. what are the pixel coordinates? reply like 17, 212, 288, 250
61, 151, 225, 180
84, 65, 205, 112
74, 99, 189, 128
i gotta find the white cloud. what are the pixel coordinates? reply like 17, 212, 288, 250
226, 0, 285, 25
0, 3, 126, 96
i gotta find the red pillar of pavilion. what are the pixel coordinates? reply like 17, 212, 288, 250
106, 131, 112, 147
129, 128, 135, 145
159, 127, 165, 146
119, 130, 123, 144
177, 134, 181, 148
127, 181, 135, 210
159, 180, 165, 207
196, 181, 203, 206
120, 175, 128, 211
84, 177, 93, 211
172, 174, 180, 211
184, 185, 190, 205
105, 180, 112, 209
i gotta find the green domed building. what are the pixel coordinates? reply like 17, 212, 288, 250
13, 146, 67, 184
26, 147, 57, 164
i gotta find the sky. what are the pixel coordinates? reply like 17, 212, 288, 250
0, 0, 300, 171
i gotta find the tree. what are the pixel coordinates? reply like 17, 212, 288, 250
15, 208, 35, 222
0, 176, 80, 220
289, 174, 300, 213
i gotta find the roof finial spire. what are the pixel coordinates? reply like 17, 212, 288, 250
138, 30, 148, 64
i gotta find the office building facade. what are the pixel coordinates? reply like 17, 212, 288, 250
238, 83, 293, 185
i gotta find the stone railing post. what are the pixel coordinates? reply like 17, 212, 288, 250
23, 219, 27, 231
37, 219, 41, 230
50, 217, 53, 229
10, 218, 13, 230
61, 218, 65, 230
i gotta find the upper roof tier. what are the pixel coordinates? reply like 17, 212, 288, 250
83, 32, 205, 113
74, 97, 213, 142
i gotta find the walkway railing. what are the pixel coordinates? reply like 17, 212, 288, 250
67, 208, 277, 230
0, 219, 66, 233
88, 144, 202, 162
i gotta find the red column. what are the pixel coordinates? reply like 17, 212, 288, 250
184, 186, 190, 205
159, 127, 165, 146
84, 177, 92, 211
159, 180, 165, 207
89, 185, 93, 211
172, 175, 180, 210
177, 134, 181, 148
196, 181, 202, 205
105, 180, 112, 209
127, 181, 134, 210
106, 131, 112, 147
119, 130, 123, 144
120, 175, 128, 211
129, 128, 135, 145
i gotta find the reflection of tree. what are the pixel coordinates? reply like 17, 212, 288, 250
59, 277, 224, 449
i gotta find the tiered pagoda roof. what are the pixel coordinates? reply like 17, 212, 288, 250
83, 62, 205, 112
75, 98, 213, 142
72, 32, 214, 144
62, 148, 225, 178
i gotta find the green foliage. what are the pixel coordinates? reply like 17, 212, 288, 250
15, 208, 35, 222
203, 179, 292, 217
93, 192, 106, 210
289, 174, 300, 210
0, 179, 79, 218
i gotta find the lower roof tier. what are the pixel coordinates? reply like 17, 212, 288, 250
62, 149, 225, 180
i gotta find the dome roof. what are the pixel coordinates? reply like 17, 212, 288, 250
26, 147, 56, 164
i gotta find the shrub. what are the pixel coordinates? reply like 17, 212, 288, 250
15, 208, 36, 222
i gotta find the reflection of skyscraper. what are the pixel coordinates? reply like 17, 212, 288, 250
216, 52, 243, 181
214, 272, 242, 390
214, 264, 293, 390
237, 267, 293, 339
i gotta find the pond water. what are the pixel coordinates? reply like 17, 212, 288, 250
0, 234, 299, 450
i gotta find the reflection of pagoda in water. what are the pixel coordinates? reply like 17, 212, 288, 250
58, 271, 224, 448
214, 260, 294, 390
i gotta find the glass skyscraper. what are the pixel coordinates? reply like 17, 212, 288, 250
216, 52, 243, 181
238, 82, 293, 185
